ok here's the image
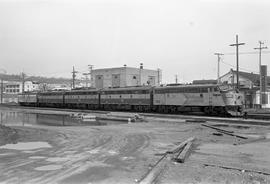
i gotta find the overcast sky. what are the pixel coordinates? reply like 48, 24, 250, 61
0, 0, 270, 83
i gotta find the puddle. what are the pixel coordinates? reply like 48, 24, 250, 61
121, 156, 134, 161
23, 150, 43, 153
108, 150, 118, 155
0, 106, 128, 127
85, 161, 111, 167
244, 134, 263, 139
29, 156, 46, 159
87, 149, 100, 154
46, 157, 70, 162
0, 152, 16, 156
64, 150, 77, 154
35, 164, 63, 171
0, 142, 52, 150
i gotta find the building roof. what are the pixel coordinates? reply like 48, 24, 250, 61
192, 79, 217, 85
92, 66, 157, 72
230, 69, 270, 85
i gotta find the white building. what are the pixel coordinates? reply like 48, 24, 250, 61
91, 65, 162, 89
5, 81, 39, 94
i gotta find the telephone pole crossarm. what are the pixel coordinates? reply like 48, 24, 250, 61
229, 35, 245, 90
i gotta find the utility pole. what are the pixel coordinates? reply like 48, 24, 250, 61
214, 53, 224, 84
157, 68, 160, 85
229, 35, 245, 90
0, 69, 7, 104
71, 66, 78, 89
254, 41, 268, 108
88, 65, 93, 87
21, 72, 26, 93
175, 75, 178, 84
0, 78, 3, 104
139, 63, 143, 86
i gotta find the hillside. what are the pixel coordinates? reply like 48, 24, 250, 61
0, 73, 72, 84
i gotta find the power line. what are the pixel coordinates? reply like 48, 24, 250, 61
223, 51, 270, 55
219, 59, 258, 74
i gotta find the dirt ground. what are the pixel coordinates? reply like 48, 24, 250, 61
1, 111, 270, 184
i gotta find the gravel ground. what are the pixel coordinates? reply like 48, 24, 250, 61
0, 109, 270, 184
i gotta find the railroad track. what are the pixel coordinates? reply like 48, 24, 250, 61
2, 104, 270, 123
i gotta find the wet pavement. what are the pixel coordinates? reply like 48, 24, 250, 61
0, 106, 126, 127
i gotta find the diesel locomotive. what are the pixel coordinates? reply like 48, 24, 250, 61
18, 84, 244, 116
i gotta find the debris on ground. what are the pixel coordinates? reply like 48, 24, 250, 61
204, 163, 270, 176
201, 123, 248, 139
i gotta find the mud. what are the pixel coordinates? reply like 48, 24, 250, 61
0, 107, 270, 184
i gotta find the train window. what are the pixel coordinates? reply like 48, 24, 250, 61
201, 88, 208, 93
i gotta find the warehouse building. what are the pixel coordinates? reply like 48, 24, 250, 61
91, 65, 161, 89
219, 67, 270, 108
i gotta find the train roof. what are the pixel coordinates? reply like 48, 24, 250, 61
156, 84, 219, 90
39, 91, 66, 95
65, 88, 99, 94
101, 86, 152, 92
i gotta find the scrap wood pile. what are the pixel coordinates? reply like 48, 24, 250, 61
136, 137, 195, 184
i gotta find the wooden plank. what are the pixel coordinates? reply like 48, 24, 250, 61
220, 131, 248, 139
173, 141, 193, 163
204, 164, 270, 176
166, 137, 195, 154
201, 124, 234, 134
137, 154, 168, 184
201, 124, 248, 139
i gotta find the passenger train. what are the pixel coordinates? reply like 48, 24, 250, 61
18, 84, 244, 116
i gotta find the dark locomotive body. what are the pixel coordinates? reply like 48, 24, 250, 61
18, 85, 243, 116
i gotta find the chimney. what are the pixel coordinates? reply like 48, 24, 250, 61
140, 63, 143, 69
